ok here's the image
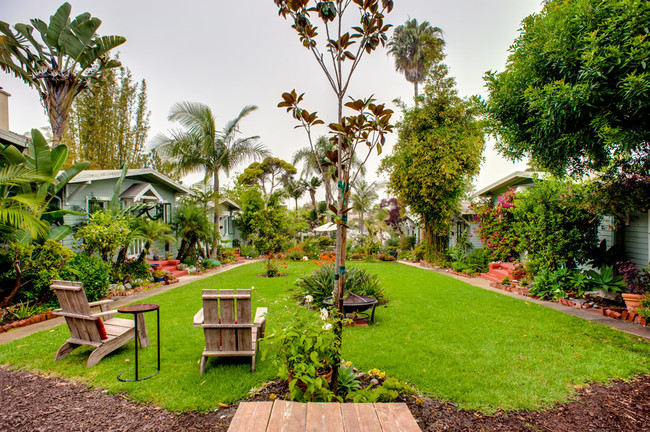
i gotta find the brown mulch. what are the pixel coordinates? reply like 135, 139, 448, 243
1, 366, 650, 431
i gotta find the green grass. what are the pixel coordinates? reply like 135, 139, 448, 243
1, 261, 648, 412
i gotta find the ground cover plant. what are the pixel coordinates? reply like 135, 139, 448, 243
0, 261, 648, 413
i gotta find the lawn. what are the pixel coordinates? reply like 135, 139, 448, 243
0, 261, 648, 412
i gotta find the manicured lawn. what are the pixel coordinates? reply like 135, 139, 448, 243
0, 261, 648, 412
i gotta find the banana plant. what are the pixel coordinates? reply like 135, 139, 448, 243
11, 129, 89, 242
0, 2, 126, 147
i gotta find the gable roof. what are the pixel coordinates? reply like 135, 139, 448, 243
119, 182, 164, 201
474, 171, 545, 198
0, 129, 28, 150
70, 169, 191, 195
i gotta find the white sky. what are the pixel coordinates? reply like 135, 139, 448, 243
1, 0, 542, 197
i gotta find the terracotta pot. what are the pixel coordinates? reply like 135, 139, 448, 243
622, 293, 644, 312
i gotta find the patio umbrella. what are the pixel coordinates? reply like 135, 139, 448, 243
313, 222, 338, 232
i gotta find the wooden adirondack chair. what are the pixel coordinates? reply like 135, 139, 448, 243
193, 289, 267, 374
51, 280, 140, 367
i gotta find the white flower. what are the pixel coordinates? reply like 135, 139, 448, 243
320, 308, 329, 320
304, 295, 313, 305
302, 256, 309, 261
322, 323, 333, 331
251, 286, 255, 291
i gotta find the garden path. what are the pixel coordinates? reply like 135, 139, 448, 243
0, 259, 261, 346
398, 261, 650, 340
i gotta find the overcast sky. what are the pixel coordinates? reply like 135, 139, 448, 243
1, 0, 542, 196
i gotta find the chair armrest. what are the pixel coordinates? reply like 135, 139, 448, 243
88, 299, 114, 308
253, 307, 267, 326
91, 309, 120, 318
193, 308, 204, 327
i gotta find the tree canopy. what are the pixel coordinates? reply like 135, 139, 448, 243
388, 18, 445, 101
383, 65, 484, 255
238, 156, 297, 197
62, 62, 150, 169
484, 0, 650, 176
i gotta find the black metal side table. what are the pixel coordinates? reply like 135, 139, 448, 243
117, 303, 160, 382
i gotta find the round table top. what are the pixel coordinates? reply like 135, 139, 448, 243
118, 303, 159, 314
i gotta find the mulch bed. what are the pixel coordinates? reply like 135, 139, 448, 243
1, 365, 649, 431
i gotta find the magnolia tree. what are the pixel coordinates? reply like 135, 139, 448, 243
272, 0, 394, 390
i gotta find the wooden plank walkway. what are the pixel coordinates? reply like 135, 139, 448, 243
228, 401, 421, 432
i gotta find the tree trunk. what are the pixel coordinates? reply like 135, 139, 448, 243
44, 74, 76, 147
414, 81, 418, 103
138, 241, 152, 262
212, 172, 220, 257
176, 238, 187, 261
0, 262, 22, 309
358, 211, 364, 236
310, 189, 317, 210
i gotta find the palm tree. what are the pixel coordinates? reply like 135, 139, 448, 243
154, 103, 269, 255
135, 218, 175, 262
0, 3, 125, 147
305, 176, 322, 210
172, 202, 212, 263
388, 19, 445, 101
284, 178, 306, 210
351, 179, 378, 236
292, 136, 366, 206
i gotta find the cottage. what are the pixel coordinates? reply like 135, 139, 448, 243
61, 169, 190, 254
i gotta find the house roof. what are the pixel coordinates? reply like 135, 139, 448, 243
474, 170, 545, 198
206, 197, 241, 211
119, 182, 163, 201
0, 129, 28, 150
70, 169, 191, 195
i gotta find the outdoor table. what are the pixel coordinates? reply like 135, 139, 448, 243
117, 303, 160, 382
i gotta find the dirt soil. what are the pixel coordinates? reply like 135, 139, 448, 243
1, 366, 649, 432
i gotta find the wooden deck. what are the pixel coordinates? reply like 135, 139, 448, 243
227, 400, 421, 432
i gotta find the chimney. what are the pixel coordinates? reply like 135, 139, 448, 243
0, 88, 9, 131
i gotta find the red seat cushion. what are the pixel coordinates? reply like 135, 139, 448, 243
95, 319, 108, 340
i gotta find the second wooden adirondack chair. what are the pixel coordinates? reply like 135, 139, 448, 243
51, 280, 146, 367
193, 289, 267, 374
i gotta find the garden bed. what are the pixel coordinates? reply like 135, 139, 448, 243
1, 366, 648, 432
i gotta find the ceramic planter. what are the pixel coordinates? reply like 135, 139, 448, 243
622, 293, 644, 312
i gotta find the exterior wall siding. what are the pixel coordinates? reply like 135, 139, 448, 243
625, 211, 649, 268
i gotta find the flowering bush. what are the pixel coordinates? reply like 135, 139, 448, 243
615, 260, 650, 294
514, 179, 598, 273
473, 188, 519, 262
262, 299, 343, 401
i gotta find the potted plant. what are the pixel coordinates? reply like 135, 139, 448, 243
616, 261, 650, 312
152, 269, 166, 282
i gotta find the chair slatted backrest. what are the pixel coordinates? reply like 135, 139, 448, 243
202, 289, 252, 352
51, 280, 102, 343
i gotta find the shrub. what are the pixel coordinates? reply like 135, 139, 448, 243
294, 263, 387, 306
62, 254, 112, 302
318, 236, 333, 248
262, 301, 342, 402
202, 258, 221, 269
286, 245, 306, 261
465, 248, 489, 273
413, 244, 426, 261
586, 266, 626, 293
377, 253, 396, 262
513, 179, 598, 273
398, 235, 416, 251
615, 260, 650, 294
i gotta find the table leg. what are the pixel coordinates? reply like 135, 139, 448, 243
136, 313, 150, 348
134, 315, 139, 381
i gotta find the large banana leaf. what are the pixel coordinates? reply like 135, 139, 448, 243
65, 17, 100, 61
27, 129, 53, 177
45, 225, 72, 241
50, 144, 68, 174
79, 35, 126, 70
45, 2, 71, 49
0, 145, 26, 165
54, 161, 90, 194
